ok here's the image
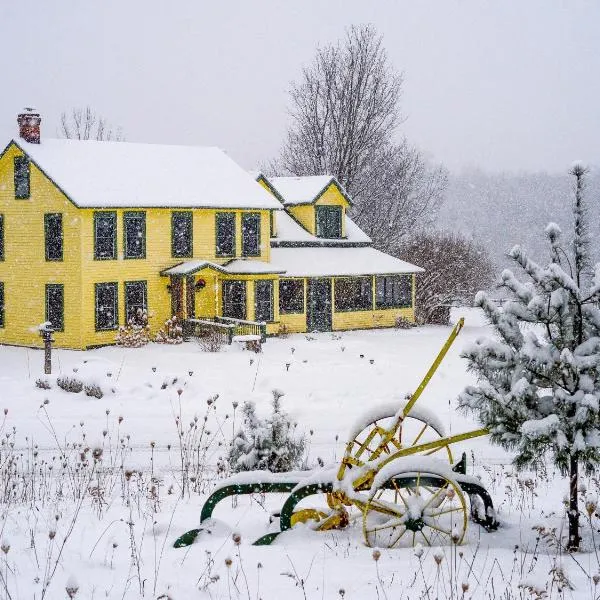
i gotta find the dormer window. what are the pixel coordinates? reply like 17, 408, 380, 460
316, 206, 342, 238
14, 156, 30, 199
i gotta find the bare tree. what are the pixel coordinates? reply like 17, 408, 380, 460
59, 106, 123, 141
273, 24, 446, 250
401, 231, 493, 324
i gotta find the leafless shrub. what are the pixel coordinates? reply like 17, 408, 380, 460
196, 329, 225, 353
400, 230, 493, 324
35, 378, 52, 390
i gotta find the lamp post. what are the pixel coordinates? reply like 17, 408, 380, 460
39, 323, 55, 375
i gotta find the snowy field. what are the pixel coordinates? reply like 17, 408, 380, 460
0, 309, 598, 599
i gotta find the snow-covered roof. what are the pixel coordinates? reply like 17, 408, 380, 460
273, 210, 371, 246
270, 247, 423, 277
223, 259, 285, 274
268, 175, 350, 206
12, 138, 282, 210
161, 259, 284, 276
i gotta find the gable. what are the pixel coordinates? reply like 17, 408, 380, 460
267, 175, 353, 207
313, 181, 351, 209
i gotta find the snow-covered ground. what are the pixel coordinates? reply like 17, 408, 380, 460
0, 309, 598, 599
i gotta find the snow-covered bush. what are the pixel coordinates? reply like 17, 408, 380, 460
57, 376, 84, 394
116, 309, 150, 347
155, 316, 183, 344
459, 164, 600, 551
228, 390, 306, 473
394, 315, 416, 329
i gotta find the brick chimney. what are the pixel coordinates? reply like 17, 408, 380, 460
17, 108, 41, 144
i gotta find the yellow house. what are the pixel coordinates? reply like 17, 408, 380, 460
0, 109, 422, 349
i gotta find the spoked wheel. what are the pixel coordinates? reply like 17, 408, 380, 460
349, 411, 452, 468
362, 472, 467, 548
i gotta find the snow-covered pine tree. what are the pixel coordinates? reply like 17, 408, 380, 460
459, 164, 600, 551
228, 390, 306, 473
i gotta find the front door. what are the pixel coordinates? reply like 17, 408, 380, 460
222, 280, 247, 320
307, 278, 332, 332
185, 276, 196, 319
170, 276, 184, 319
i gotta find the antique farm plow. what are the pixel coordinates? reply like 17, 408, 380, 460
174, 318, 497, 549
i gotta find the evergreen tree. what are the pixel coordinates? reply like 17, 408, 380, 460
459, 164, 600, 551
228, 390, 306, 473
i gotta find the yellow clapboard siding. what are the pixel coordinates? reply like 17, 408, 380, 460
0, 144, 83, 349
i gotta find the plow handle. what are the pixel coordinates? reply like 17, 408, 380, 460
402, 317, 465, 418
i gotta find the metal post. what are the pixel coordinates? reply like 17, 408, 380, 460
40, 325, 54, 375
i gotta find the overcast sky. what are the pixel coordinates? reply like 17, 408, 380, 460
1, 0, 598, 174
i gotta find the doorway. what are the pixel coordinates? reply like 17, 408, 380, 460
307, 278, 332, 331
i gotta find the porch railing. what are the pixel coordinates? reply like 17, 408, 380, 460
186, 317, 267, 344
215, 316, 267, 343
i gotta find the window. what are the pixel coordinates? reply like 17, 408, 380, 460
124, 212, 146, 259
255, 280, 274, 322
222, 280, 246, 320
334, 277, 372, 312
44, 214, 63, 261
376, 275, 412, 309
172, 212, 193, 258
0, 215, 4, 261
242, 213, 261, 257
216, 213, 235, 256
45, 284, 64, 331
94, 212, 117, 260
14, 156, 30, 199
0, 282, 4, 327
279, 279, 304, 314
95, 282, 118, 330
316, 206, 342, 238
125, 281, 147, 323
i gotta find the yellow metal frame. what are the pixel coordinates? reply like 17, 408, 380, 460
322, 318, 489, 531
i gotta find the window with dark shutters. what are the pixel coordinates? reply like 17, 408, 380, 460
45, 214, 63, 261
279, 279, 304, 314
216, 213, 236, 256
171, 212, 193, 258
14, 156, 30, 199
94, 212, 117, 260
125, 281, 147, 323
124, 212, 146, 259
95, 283, 118, 330
242, 213, 261, 256
316, 206, 342, 238
334, 277, 373, 311
46, 284, 64, 331
375, 275, 412, 309
0, 282, 4, 327
255, 280, 274, 322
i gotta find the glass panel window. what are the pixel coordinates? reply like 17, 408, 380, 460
216, 213, 236, 256
279, 278, 304, 314
125, 281, 147, 324
94, 212, 117, 260
375, 275, 412, 309
95, 282, 118, 330
45, 284, 64, 331
222, 280, 246, 320
124, 212, 146, 259
14, 156, 30, 199
0, 282, 4, 327
255, 280, 273, 322
334, 277, 372, 312
0, 215, 4, 261
316, 206, 342, 238
242, 213, 261, 256
45, 214, 63, 261
171, 212, 193, 258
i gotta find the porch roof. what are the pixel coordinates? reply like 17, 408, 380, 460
160, 259, 284, 277
269, 247, 423, 277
